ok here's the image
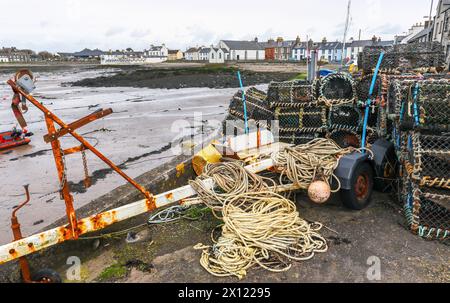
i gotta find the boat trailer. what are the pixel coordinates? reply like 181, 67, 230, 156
0, 78, 279, 282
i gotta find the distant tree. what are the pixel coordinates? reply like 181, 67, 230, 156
38, 51, 54, 60
21, 49, 36, 56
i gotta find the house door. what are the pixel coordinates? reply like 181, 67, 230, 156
237, 55, 240, 60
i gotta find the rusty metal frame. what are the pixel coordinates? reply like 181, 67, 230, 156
0, 159, 275, 265
7, 79, 155, 240
1, 78, 280, 267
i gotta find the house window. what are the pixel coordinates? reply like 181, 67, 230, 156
211, 53, 215, 59
219, 53, 222, 59
445, 17, 449, 32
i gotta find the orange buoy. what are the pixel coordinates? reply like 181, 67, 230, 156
308, 180, 331, 204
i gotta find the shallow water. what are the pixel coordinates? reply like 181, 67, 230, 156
0, 67, 267, 244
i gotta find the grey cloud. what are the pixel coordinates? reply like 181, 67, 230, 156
105, 27, 126, 37
131, 28, 152, 38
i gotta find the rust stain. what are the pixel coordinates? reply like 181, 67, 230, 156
86, 211, 118, 231
9, 249, 18, 258
57, 226, 72, 243
176, 163, 185, 178
145, 197, 157, 212
27, 243, 36, 253
165, 193, 174, 201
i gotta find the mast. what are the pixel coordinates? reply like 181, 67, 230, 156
341, 0, 352, 66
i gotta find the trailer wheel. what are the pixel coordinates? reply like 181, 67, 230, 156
31, 268, 62, 283
340, 162, 374, 210
374, 145, 398, 193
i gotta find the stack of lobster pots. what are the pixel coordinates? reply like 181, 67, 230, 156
358, 42, 446, 74
225, 72, 388, 148
389, 77, 450, 241
267, 72, 385, 148
225, 87, 273, 133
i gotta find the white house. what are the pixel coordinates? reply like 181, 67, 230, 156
145, 44, 168, 58
292, 42, 308, 61
343, 38, 393, 61
317, 41, 343, 63
101, 50, 167, 65
218, 40, 265, 61
209, 48, 226, 64
397, 23, 426, 44
199, 47, 209, 61
184, 47, 201, 61
0, 55, 8, 63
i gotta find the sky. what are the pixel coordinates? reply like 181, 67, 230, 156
0, 0, 434, 53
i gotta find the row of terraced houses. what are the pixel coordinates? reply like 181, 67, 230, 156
184, 36, 394, 63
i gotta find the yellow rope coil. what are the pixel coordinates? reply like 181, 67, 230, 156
194, 192, 327, 279
190, 161, 328, 279
272, 138, 353, 192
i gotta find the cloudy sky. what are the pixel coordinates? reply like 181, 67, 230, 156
0, 0, 433, 52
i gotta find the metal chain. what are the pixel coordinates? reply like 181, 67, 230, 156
59, 146, 68, 200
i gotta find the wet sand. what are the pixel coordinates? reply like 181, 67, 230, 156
0, 66, 264, 244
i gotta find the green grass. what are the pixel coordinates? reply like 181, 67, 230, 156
97, 264, 128, 281
289, 73, 307, 81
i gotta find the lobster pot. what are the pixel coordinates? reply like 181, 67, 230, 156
356, 74, 382, 101
328, 129, 361, 149
267, 80, 314, 108
275, 105, 328, 133
279, 131, 321, 145
319, 73, 356, 105
415, 80, 450, 129
401, 132, 450, 189
360, 42, 445, 72
227, 109, 271, 132
227, 87, 273, 129
328, 104, 362, 131
403, 179, 449, 240
358, 46, 393, 72
387, 79, 412, 118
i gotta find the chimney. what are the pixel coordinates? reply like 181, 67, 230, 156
276, 37, 284, 43
296, 35, 301, 44
322, 37, 327, 44
254, 37, 258, 42
371, 35, 377, 44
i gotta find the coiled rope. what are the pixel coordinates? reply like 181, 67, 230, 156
189, 161, 328, 279
272, 138, 354, 192
194, 192, 327, 279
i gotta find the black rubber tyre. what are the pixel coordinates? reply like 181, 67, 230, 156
31, 268, 62, 283
340, 162, 374, 210
374, 145, 399, 193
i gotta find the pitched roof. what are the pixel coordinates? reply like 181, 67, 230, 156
318, 41, 343, 49
221, 40, 264, 50
149, 45, 165, 51
292, 42, 309, 49
199, 48, 211, 54
168, 50, 181, 54
185, 47, 200, 53
261, 40, 296, 48
409, 27, 432, 42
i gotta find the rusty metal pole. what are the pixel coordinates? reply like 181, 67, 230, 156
11, 185, 32, 282
44, 117, 78, 239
